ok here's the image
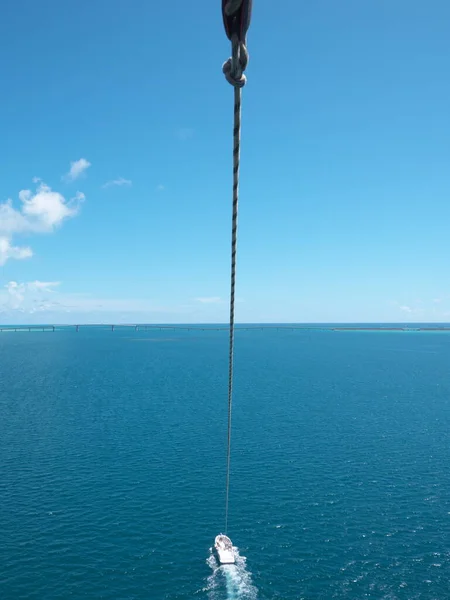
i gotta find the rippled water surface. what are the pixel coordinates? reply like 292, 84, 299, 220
1, 327, 450, 599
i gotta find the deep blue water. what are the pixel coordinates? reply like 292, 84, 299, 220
1, 327, 450, 599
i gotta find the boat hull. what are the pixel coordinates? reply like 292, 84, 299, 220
214, 534, 235, 564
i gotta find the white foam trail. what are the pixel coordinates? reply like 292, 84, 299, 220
205, 546, 258, 600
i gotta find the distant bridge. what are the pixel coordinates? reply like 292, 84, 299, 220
0, 326, 56, 332
1, 324, 450, 333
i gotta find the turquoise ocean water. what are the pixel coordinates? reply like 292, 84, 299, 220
1, 326, 449, 599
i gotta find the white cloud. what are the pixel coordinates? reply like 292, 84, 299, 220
0, 181, 84, 265
4, 281, 27, 309
64, 158, 91, 181
102, 177, 132, 189
0, 237, 33, 266
20, 183, 81, 230
28, 281, 61, 292
0, 199, 29, 234
195, 296, 222, 304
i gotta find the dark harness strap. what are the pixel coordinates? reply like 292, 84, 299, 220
222, 0, 253, 43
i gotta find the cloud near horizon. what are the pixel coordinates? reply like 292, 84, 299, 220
0, 280, 178, 322
0, 181, 84, 265
3, 280, 61, 311
394, 299, 450, 319
399, 305, 414, 314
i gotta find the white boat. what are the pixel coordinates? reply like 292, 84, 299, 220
214, 534, 235, 564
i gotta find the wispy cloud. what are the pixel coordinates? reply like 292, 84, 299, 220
389, 297, 450, 321
156, 184, 165, 192
0, 238, 32, 266
64, 158, 91, 182
0, 283, 235, 324
177, 127, 194, 141
102, 177, 132, 189
0, 281, 173, 321
0, 181, 84, 265
399, 305, 414, 314
29, 281, 61, 293
3, 281, 60, 311
195, 296, 222, 304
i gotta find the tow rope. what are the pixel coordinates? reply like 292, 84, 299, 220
221, 0, 252, 534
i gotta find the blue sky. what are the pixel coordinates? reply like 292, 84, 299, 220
1, 0, 450, 323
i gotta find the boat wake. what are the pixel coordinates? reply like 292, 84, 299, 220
205, 546, 258, 600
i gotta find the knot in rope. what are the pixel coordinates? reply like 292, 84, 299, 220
222, 35, 248, 88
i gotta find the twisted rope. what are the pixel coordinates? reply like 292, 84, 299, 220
223, 17, 249, 534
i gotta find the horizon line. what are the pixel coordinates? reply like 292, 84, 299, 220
1, 322, 450, 327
